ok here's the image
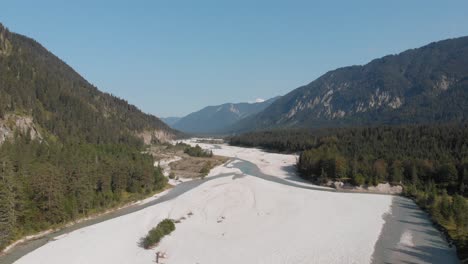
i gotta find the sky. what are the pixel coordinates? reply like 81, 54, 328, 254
3, 0, 468, 117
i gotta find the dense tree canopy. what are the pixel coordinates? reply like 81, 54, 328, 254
0, 135, 167, 249
183, 144, 213, 158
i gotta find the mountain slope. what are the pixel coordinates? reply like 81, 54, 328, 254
161, 117, 182, 126
0, 23, 175, 249
231, 36, 468, 132
172, 97, 279, 134
0, 23, 177, 145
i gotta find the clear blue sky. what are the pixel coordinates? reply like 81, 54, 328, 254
3, 0, 468, 117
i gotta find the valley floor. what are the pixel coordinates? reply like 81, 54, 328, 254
10, 140, 457, 264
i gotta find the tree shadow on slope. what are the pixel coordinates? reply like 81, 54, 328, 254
372, 196, 457, 264
392, 244, 457, 264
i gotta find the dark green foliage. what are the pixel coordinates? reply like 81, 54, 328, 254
184, 144, 213, 158
453, 195, 468, 234
440, 191, 453, 221
438, 163, 458, 186
168, 172, 176, 179
200, 162, 211, 178
231, 124, 468, 159
373, 159, 388, 183
157, 219, 176, 234
230, 129, 319, 152
0, 137, 168, 249
0, 156, 16, 247
141, 219, 175, 249
390, 160, 404, 184
231, 124, 468, 189
352, 173, 366, 186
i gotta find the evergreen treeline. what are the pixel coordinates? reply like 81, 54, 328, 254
229, 129, 321, 152
0, 135, 167, 249
229, 124, 468, 259
184, 144, 213, 158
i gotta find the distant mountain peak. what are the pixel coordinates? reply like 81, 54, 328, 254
168, 96, 280, 134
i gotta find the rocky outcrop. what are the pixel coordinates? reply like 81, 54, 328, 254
136, 129, 176, 144
0, 114, 42, 144
328, 181, 403, 195
0, 25, 13, 57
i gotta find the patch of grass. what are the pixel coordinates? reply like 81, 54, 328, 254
170, 155, 228, 179
200, 161, 211, 178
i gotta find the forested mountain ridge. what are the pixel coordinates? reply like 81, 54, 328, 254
0, 23, 178, 145
230, 36, 468, 132
170, 96, 279, 134
0, 23, 174, 250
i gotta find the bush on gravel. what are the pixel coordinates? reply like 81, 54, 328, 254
140, 219, 175, 249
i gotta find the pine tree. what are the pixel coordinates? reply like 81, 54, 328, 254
410, 164, 418, 185
0, 156, 16, 247
373, 159, 388, 182
440, 191, 452, 222
453, 195, 467, 234
438, 163, 458, 186
390, 160, 404, 184
318, 168, 328, 184
333, 156, 347, 179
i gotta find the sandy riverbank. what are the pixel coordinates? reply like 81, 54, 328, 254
14, 140, 393, 264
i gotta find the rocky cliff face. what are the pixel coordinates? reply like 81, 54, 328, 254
0, 114, 42, 144
136, 129, 177, 144
0, 26, 13, 57
230, 36, 468, 131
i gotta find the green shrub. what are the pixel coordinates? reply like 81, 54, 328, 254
184, 144, 213, 157
158, 219, 176, 234
141, 219, 176, 249
352, 173, 366, 186
200, 162, 211, 178
169, 172, 176, 179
